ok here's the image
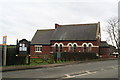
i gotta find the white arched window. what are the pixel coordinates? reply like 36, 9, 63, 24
54, 43, 59, 47
59, 43, 64, 47
54, 43, 64, 52
82, 43, 88, 47
88, 43, 93, 47
59, 43, 64, 52
55, 44, 59, 52
73, 43, 78, 47
88, 43, 93, 52
67, 43, 73, 46
73, 44, 77, 52
82, 43, 88, 52
83, 44, 87, 52
59, 44, 62, 52
67, 43, 73, 52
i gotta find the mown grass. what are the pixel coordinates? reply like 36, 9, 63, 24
2, 58, 71, 67
29, 58, 50, 66
29, 58, 69, 65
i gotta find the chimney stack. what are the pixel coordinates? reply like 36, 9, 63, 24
55, 23, 59, 28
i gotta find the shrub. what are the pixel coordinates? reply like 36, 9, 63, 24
54, 52, 98, 61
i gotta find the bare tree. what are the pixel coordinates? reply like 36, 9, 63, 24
106, 17, 120, 53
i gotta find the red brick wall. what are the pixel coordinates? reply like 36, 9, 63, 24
51, 41, 100, 54
100, 47, 110, 58
92, 47, 99, 54
30, 45, 51, 54
30, 40, 100, 55
30, 45, 35, 54
42, 45, 51, 54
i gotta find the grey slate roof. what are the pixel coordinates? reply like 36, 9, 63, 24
31, 29, 54, 44
31, 23, 99, 44
51, 23, 98, 40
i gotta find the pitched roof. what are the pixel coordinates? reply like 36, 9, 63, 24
100, 41, 109, 47
31, 29, 54, 44
31, 22, 100, 44
51, 23, 99, 40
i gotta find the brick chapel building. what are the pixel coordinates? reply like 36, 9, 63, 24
30, 22, 110, 58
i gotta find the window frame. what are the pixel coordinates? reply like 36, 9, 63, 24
83, 44, 87, 52
19, 43, 27, 51
35, 45, 42, 52
73, 44, 77, 52
68, 44, 73, 52
88, 44, 92, 52
55, 44, 59, 52
59, 44, 63, 52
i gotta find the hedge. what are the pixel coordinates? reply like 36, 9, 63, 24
54, 52, 98, 62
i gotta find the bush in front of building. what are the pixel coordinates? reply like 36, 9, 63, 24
54, 52, 98, 62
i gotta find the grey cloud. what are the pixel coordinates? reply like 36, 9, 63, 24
0, 0, 119, 44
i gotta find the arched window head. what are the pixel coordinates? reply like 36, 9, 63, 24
82, 43, 88, 47
59, 43, 64, 47
54, 43, 59, 47
73, 43, 78, 47
67, 43, 73, 47
88, 43, 93, 47
88, 44, 92, 47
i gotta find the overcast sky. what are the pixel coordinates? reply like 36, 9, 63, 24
0, 0, 119, 45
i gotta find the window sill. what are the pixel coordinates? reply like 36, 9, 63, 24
35, 51, 42, 53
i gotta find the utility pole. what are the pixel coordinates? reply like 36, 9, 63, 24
3, 46, 7, 66
3, 36, 7, 66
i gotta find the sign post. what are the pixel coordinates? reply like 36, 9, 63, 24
3, 36, 7, 66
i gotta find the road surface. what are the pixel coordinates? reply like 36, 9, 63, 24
2, 59, 118, 80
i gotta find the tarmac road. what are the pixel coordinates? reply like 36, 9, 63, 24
2, 59, 118, 80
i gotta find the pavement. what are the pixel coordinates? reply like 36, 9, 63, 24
2, 58, 118, 72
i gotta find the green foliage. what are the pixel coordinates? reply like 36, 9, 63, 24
30, 58, 52, 65
58, 52, 98, 61
7, 45, 16, 48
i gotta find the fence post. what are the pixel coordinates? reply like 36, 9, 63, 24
54, 53, 57, 63
28, 55, 30, 65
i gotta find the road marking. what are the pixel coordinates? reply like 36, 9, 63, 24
63, 71, 96, 78
101, 68, 106, 71
62, 65, 118, 79
111, 67, 118, 69
75, 71, 96, 77
64, 74, 75, 78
